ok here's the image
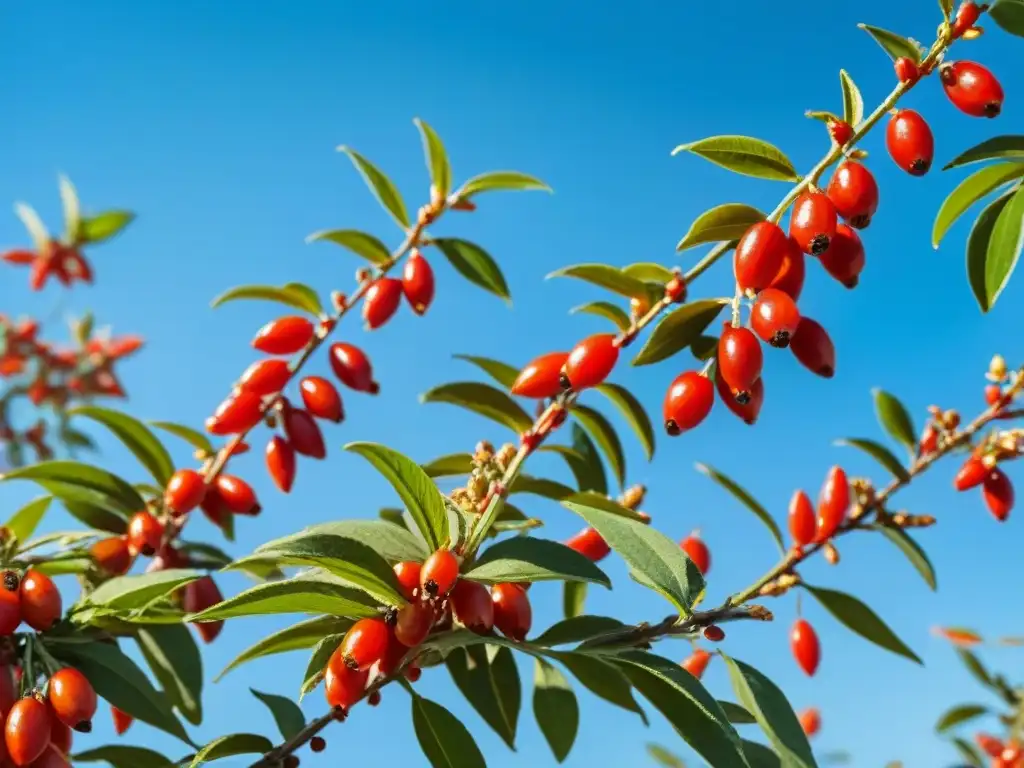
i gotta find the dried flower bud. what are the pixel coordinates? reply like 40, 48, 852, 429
355, 267, 371, 284
989, 354, 1008, 381
962, 26, 984, 39
494, 444, 517, 470
450, 488, 472, 509
331, 290, 347, 312
824, 542, 840, 565
747, 604, 774, 622
620, 484, 647, 510
473, 441, 495, 465
942, 409, 961, 430
467, 474, 489, 502
630, 296, 650, 321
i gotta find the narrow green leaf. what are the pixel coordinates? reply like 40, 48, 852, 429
695, 463, 784, 554
283, 282, 322, 315
991, 0, 1024, 37
858, 23, 924, 62
86, 569, 202, 611
338, 145, 409, 228
48, 488, 128, 533
1, 461, 144, 515
956, 647, 993, 688
839, 69, 864, 126
446, 645, 520, 749
595, 383, 655, 460
872, 388, 917, 453
188, 571, 380, 621
509, 474, 575, 500
564, 500, 703, 616
672, 135, 799, 182
209, 283, 322, 316
834, 438, 911, 482
647, 743, 686, 768
550, 652, 647, 723
742, 740, 783, 768
548, 263, 650, 298
251, 688, 305, 741
952, 736, 986, 767
414, 118, 452, 198
72, 745, 174, 768
217, 616, 352, 682
534, 615, 626, 647
455, 171, 551, 199
533, 660, 578, 762
6, 496, 51, 542
453, 354, 519, 389
632, 299, 729, 366
538, 446, 597, 494
721, 654, 816, 768
420, 382, 533, 434
967, 191, 1014, 312
189, 734, 274, 766
149, 421, 215, 456
677, 203, 765, 251
573, 424, 608, 494
300, 634, 344, 700
569, 301, 631, 331
563, 582, 587, 619
691, 334, 718, 361
345, 441, 448, 554
973, 185, 1024, 312
573, 404, 625, 489
944, 135, 1024, 170
412, 694, 488, 768
300, 519, 428, 563
433, 237, 511, 301
565, 490, 648, 522
932, 163, 1024, 247
936, 703, 988, 733
719, 700, 757, 724
870, 525, 937, 590
78, 210, 135, 245
68, 406, 175, 487
939, 0, 954, 19
803, 584, 921, 663
465, 536, 611, 587
305, 229, 391, 264
422, 453, 474, 478
136, 625, 204, 726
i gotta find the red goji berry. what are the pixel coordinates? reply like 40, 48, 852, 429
164, 469, 207, 517
734, 221, 789, 293
976, 733, 1005, 758
450, 580, 495, 634
300, 376, 344, 422
340, 618, 392, 670
751, 288, 801, 349
681, 649, 711, 679
828, 118, 853, 147
265, 435, 297, 493
4, 697, 51, 765
791, 618, 821, 676
954, 456, 989, 491
561, 334, 619, 391
788, 490, 817, 547
941, 61, 1004, 118
982, 468, 1014, 522
663, 371, 714, 435
826, 161, 879, 229
127, 512, 163, 557
0, 574, 21, 635
715, 370, 764, 426
717, 325, 763, 401
328, 343, 379, 394
818, 223, 865, 288
799, 708, 821, 737
363, 278, 403, 330
402, 250, 435, 315
790, 317, 835, 378
238, 358, 291, 396
703, 625, 725, 642
511, 352, 570, 399
111, 706, 133, 736
886, 109, 934, 176
789, 191, 838, 256
89, 537, 133, 575
324, 650, 368, 710
394, 601, 436, 647
393, 561, 422, 601
252, 316, 314, 355
952, 1, 982, 37
215, 474, 260, 515
680, 533, 710, 575
767, 238, 806, 301
565, 527, 611, 562
183, 576, 224, 643
815, 466, 849, 542
282, 406, 326, 459
421, 550, 459, 598
205, 390, 264, 436
492, 583, 532, 641
894, 56, 920, 85
48, 668, 97, 732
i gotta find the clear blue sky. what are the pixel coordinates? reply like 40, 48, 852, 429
2, 2, 1023, 766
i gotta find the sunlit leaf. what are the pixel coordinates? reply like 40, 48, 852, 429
251, 688, 305, 741
338, 145, 410, 228
188, 571, 380, 621
548, 263, 650, 298
672, 136, 799, 182
72, 746, 174, 768
434, 238, 511, 301
834, 438, 910, 482
967, 186, 1024, 313
991, 0, 1024, 37
839, 69, 864, 126
677, 203, 764, 251
453, 354, 519, 389
6, 496, 51, 543
149, 421, 215, 456
695, 463, 784, 553
858, 23, 924, 62
569, 301, 631, 331
803, 584, 921, 663
935, 703, 988, 733
534, 660, 578, 762
412, 694, 488, 768
209, 283, 322, 316
632, 299, 729, 366
78, 210, 136, 245
943, 135, 1024, 170
595, 383, 655, 460
2, 461, 144, 515
465, 537, 611, 587
455, 171, 551, 199
932, 163, 1024, 247
69, 406, 175, 487
136, 625, 203, 726
573, 404, 625, 489
413, 118, 452, 198
872, 388, 917, 453
869, 524, 936, 590
188, 734, 274, 766
217, 616, 353, 681
420, 382, 533, 433
305, 229, 391, 264
422, 453, 474, 478
446, 645, 520, 749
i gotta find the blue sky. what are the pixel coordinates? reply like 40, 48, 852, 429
2, 1, 1023, 766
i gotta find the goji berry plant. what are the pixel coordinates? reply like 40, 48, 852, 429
1, 2, 1024, 767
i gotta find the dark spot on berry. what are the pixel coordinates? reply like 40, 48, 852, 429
367, 381, 380, 395
343, 654, 359, 670
665, 420, 681, 437
849, 214, 871, 229
818, 366, 835, 379
910, 158, 930, 175
74, 720, 92, 734
734, 390, 751, 405
810, 234, 831, 256
558, 372, 571, 391
384, 606, 398, 626
2, 571, 19, 592
311, 736, 326, 752
842, 276, 859, 289
368, 690, 382, 706
770, 331, 791, 349
424, 579, 439, 597
984, 102, 1001, 118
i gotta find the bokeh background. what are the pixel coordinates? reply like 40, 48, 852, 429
2, 1, 1024, 766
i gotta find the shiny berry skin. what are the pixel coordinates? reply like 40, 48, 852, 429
982, 468, 1014, 522
0, 666, 17, 719
680, 534, 710, 575
791, 619, 821, 676
421, 550, 459, 598
790, 317, 835, 378
894, 56, 920, 85
283, 407, 326, 459
111, 706, 133, 736
402, 251, 435, 315
450, 580, 495, 634
751, 288, 801, 349
341, 618, 392, 670
265, 436, 297, 493
127, 512, 163, 557
324, 651, 368, 710
394, 601, 435, 647
164, 469, 207, 517
561, 334, 619, 391
815, 466, 850, 542
788, 490, 817, 547
511, 352, 570, 399
49, 718, 73, 754
767, 239, 805, 301
183, 576, 224, 643
565, 527, 611, 562
886, 110, 934, 176
789, 191, 838, 256
0, 579, 21, 635
703, 625, 725, 642
734, 221, 789, 293
238, 358, 291, 396
215, 475, 260, 515
363, 278, 403, 330
300, 376, 344, 423
941, 61, 1004, 118
798, 708, 821, 738
976, 733, 1004, 758
715, 370, 764, 426
828, 119, 853, 147
681, 649, 711, 679
491, 583, 532, 641
953, 2, 982, 37
206, 390, 264, 435
985, 384, 1004, 406
393, 561, 422, 601
328, 343, 379, 394
4, 697, 51, 766
251, 316, 314, 355
48, 668, 97, 732
33, 745, 72, 768
404, 665, 422, 682
717, 326, 763, 400
663, 371, 714, 435
817, 223, 865, 288
90, 537, 132, 575
919, 424, 939, 455
664, 275, 687, 303
954, 456, 989, 490
826, 161, 879, 229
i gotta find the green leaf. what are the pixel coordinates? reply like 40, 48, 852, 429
86, 569, 202, 611
936, 703, 988, 733
217, 616, 352, 682
465, 537, 611, 587
839, 69, 864, 126
872, 388, 917, 453
453, 354, 519, 389
616, 651, 749, 766
301, 519, 428, 563
870, 524, 937, 591
991, 0, 1024, 37
573, 404, 625, 489
564, 500, 703, 616
338, 145, 409, 228
446, 645, 520, 749
939, 0, 954, 19
6, 496, 51, 542
565, 490, 647, 522
47, 489, 127, 533
422, 453, 474, 478
251, 688, 305, 741
742, 740, 783, 768
569, 301, 632, 332
136, 625, 204, 726
858, 23, 924, 62
189, 734, 274, 766
412, 694, 487, 768
968, 186, 1024, 312
2, 461, 144, 515
956, 647, 993, 688
78, 210, 136, 245
534, 615, 626, 647
283, 282, 322, 315
305, 229, 391, 265
420, 381, 533, 434
509, 474, 575, 500
414, 118, 452, 198
943, 136, 1024, 170
695, 463, 784, 554
47, 639, 192, 745
672, 136, 799, 182
553, 652, 647, 722
68, 406, 175, 487
691, 335, 718, 361
632, 299, 729, 366
548, 263, 650, 298
563, 582, 587, 619
209, 283, 322, 316
647, 743, 686, 768
676, 203, 764, 251
533, 659, 578, 762
573, 425, 608, 493
433, 238, 511, 301
345, 441, 448, 554
456, 170, 551, 199
72, 745, 174, 768
595, 383, 655, 460
932, 163, 1024, 247
188, 571, 380, 621
833, 438, 911, 482
719, 700, 757, 724
802, 584, 921, 663
149, 421, 215, 456
721, 654, 816, 768
300, 633, 344, 700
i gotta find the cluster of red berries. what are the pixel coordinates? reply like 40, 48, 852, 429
2, 242, 93, 292
0, 571, 62, 638
977, 733, 1023, 768
954, 454, 1015, 521
324, 549, 532, 713
359, 248, 436, 329
0, 666, 96, 767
